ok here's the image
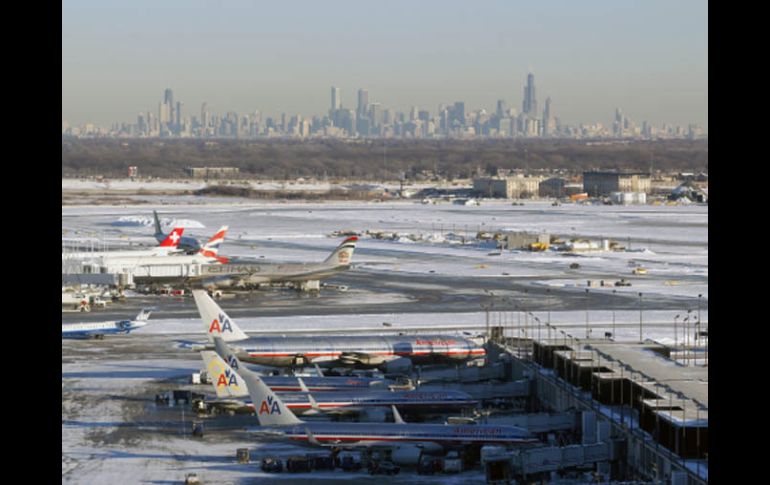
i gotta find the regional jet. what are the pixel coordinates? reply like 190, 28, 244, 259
201, 350, 477, 416
193, 290, 486, 371
239, 362, 537, 465
62, 308, 152, 339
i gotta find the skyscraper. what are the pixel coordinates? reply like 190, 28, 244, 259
201, 102, 209, 129
522, 73, 537, 116
496, 100, 507, 119
164, 88, 174, 107
331, 86, 341, 112
357, 89, 369, 118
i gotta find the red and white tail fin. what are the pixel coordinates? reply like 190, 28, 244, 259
323, 236, 357, 266
199, 225, 229, 263
159, 227, 185, 247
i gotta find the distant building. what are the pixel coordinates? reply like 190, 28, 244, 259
583, 171, 651, 197
185, 167, 240, 178
539, 177, 567, 198
331, 86, 341, 112
473, 175, 544, 199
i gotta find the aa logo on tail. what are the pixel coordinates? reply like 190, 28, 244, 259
209, 312, 233, 334
216, 369, 239, 387
259, 396, 281, 415
226, 354, 239, 369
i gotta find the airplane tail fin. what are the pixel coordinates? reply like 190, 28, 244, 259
159, 227, 185, 247
213, 336, 242, 371
192, 289, 249, 342
198, 225, 229, 263
241, 366, 303, 426
323, 236, 358, 266
391, 405, 406, 424
134, 308, 153, 322
200, 351, 248, 398
153, 210, 163, 236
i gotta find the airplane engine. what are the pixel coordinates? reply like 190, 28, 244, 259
390, 443, 443, 466
382, 357, 413, 374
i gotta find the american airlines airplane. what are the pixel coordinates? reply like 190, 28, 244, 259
239, 361, 538, 465
193, 290, 487, 370
62, 309, 152, 339
201, 350, 477, 416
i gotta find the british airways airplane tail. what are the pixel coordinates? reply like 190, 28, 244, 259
323, 236, 358, 266
193, 289, 249, 342
198, 226, 229, 263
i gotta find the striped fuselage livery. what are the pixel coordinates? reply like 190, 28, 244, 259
229, 335, 486, 367
261, 422, 538, 447
235, 389, 477, 415
260, 375, 386, 392
61, 320, 142, 339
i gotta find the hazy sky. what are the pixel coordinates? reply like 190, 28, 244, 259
62, 0, 708, 129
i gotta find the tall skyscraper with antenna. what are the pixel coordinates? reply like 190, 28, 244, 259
522, 73, 537, 117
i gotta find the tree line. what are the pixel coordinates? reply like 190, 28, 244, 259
62, 138, 708, 180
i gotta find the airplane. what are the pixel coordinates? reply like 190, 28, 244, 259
61, 227, 186, 260
94, 225, 231, 279
153, 210, 201, 253
192, 236, 358, 291
62, 308, 152, 339
204, 350, 388, 392
201, 350, 477, 416
193, 289, 487, 372
239, 359, 538, 465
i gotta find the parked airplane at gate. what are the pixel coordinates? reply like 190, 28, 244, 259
62, 309, 152, 339
239, 361, 537, 464
97, 226, 230, 275
193, 290, 486, 371
201, 350, 477, 416
62, 228, 186, 260
193, 236, 358, 291
153, 210, 201, 253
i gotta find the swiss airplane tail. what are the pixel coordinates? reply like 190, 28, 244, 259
158, 227, 185, 247
192, 289, 249, 342
323, 236, 358, 266
198, 226, 229, 263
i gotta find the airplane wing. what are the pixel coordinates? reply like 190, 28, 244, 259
338, 351, 394, 366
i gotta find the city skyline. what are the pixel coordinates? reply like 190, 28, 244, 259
62, 1, 708, 129
62, 72, 705, 140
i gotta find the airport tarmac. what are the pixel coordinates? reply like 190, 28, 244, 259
63, 199, 707, 483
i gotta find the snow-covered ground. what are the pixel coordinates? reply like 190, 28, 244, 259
63, 197, 707, 483
63, 200, 707, 301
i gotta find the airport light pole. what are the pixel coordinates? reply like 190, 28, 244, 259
612, 289, 617, 340
686, 309, 692, 365
638, 292, 643, 342
682, 313, 690, 365
674, 314, 680, 349
585, 288, 590, 339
